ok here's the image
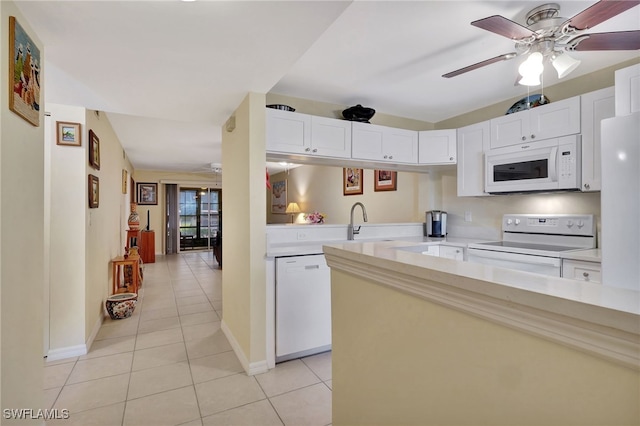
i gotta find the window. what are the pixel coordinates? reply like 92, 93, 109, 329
179, 188, 220, 250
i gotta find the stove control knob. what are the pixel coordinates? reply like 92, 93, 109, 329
577, 220, 584, 229
567, 220, 574, 228
506, 219, 513, 226
514, 219, 521, 226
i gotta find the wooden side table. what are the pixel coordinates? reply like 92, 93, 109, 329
141, 230, 155, 263
111, 255, 141, 294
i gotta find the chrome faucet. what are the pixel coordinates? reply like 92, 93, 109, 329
348, 202, 368, 240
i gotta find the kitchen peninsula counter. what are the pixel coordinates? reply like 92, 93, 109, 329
324, 240, 639, 425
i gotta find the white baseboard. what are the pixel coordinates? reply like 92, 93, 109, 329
85, 313, 105, 353
46, 344, 86, 362
221, 320, 269, 376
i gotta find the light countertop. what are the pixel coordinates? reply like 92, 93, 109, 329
560, 248, 602, 263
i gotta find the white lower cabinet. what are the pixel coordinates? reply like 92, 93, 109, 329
275, 255, 331, 362
440, 245, 464, 261
562, 259, 602, 284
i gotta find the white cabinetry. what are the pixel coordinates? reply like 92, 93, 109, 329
440, 245, 464, 261
490, 96, 580, 149
352, 122, 418, 164
615, 63, 640, 116
562, 259, 601, 284
266, 109, 351, 159
457, 121, 490, 197
275, 255, 331, 361
420, 245, 440, 256
580, 87, 615, 192
418, 129, 456, 164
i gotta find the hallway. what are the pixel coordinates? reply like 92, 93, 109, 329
43, 252, 332, 426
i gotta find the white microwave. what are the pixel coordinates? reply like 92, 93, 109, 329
485, 135, 581, 194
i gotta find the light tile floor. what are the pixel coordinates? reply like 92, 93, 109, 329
44, 252, 332, 426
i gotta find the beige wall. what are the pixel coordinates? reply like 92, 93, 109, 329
331, 269, 640, 425
132, 169, 219, 255
222, 93, 267, 371
84, 111, 134, 341
267, 165, 426, 224
1, 1, 45, 420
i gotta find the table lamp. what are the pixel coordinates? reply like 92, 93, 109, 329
285, 202, 301, 223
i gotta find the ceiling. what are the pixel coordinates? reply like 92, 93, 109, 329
15, 1, 640, 174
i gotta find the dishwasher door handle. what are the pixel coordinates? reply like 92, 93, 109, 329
305, 265, 320, 270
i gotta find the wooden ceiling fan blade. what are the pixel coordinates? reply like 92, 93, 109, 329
471, 15, 536, 40
571, 30, 640, 51
442, 53, 517, 78
561, 0, 640, 31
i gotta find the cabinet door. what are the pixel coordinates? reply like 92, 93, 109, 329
384, 127, 418, 164
457, 121, 490, 197
310, 116, 352, 158
265, 109, 311, 154
581, 87, 615, 192
615, 63, 640, 115
490, 112, 528, 149
562, 259, 601, 284
421, 245, 440, 256
351, 122, 386, 161
530, 96, 580, 141
418, 129, 456, 164
439, 245, 464, 260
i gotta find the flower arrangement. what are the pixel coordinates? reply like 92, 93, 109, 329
305, 211, 326, 224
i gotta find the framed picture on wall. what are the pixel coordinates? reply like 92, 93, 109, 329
56, 121, 81, 146
271, 179, 287, 214
374, 170, 397, 192
88, 174, 99, 208
137, 182, 158, 205
9, 16, 41, 127
88, 129, 100, 170
343, 168, 363, 196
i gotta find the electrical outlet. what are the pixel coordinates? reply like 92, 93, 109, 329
297, 231, 308, 240
464, 211, 473, 222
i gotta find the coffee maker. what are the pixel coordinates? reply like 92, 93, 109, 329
425, 210, 447, 238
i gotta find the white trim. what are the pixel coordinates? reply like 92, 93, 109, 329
85, 313, 105, 353
221, 320, 269, 376
46, 345, 87, 362
325, 253, 640, 371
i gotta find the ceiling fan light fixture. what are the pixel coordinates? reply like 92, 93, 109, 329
518, 52, 544, 86
551, 52, 581, 79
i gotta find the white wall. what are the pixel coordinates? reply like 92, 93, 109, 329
1, 1, 45, 419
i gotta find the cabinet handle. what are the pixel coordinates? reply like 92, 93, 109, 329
312, 149, 317, 153
383, 155, 388, 159
531, 134, 535, 139
389, 155, 393, 160
521, 136, 526, 141
582, 272, 590, 280
305, 148, 311, 152
584, 183, 590, 190
450, 157, 454, 161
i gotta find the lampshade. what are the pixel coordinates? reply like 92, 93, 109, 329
518, 52, 544, 86
285, 202, 301, 214
552, 52, 581, 79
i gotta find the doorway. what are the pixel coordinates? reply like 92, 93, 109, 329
179, 187, 220, 251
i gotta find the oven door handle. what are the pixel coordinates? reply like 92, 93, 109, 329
467, 249, 561, 267
549, 146, 558, 182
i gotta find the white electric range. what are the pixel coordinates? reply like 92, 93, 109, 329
467, 214, 596, 277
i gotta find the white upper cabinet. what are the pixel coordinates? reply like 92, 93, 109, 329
418, 129, 457, 164
266, 109, 311, 154
266, 109, 351, 159
456, 121, 490, 197
351, 122, 418, 164
615, 63, 640, 116
490, 96, 580, 149
580, 87, 615, 192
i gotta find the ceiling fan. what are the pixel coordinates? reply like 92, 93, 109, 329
443, 1, 640, 83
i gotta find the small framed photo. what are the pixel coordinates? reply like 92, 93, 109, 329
56, 121, 81, 146
374, 170, 397, 192
122, 170, 128, 194
88, 174, 99, 208
343, 167, 363, 196
137, 182, 158, 205
88, 129, 100, 170
271, 179, 287, 214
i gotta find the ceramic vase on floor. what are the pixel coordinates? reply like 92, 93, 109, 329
105, 293, 137, 319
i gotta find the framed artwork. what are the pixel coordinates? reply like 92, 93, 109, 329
271, 180, 287, 214
56, 121, 81, 146
9, 16, 41, 127
137, 182, 158, 205
122, 170, 128, 194
88, 174, 99, 208
374, 170, 397, 192
343, 168, 363, 196
88, 129, 100, 170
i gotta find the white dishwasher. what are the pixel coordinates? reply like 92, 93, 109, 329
275, 254, 331, 362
